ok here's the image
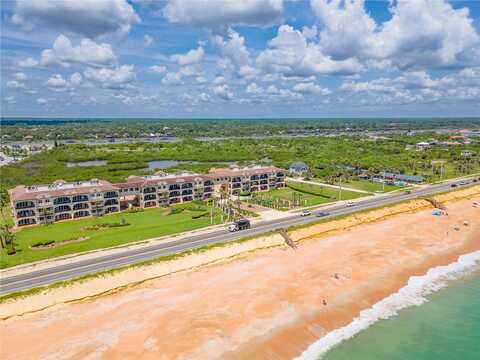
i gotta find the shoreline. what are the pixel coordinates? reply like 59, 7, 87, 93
232, 230, 480, 360
0, 189, 479, 360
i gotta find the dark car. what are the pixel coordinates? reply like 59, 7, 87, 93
315, 212, 330, 217
451, 184, 457, 187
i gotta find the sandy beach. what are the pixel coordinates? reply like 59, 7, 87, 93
1, 191, 479, 360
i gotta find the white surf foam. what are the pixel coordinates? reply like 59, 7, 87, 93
294, 250, 480, 360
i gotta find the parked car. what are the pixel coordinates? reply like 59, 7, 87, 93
315, 212, 330, 217
300, 210, 312, 216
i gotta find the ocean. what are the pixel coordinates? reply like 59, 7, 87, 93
295, 251, 480, 360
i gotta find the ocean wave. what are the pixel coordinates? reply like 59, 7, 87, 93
294, 250, 480, 360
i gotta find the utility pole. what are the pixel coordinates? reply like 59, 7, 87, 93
382, 171, 386, 192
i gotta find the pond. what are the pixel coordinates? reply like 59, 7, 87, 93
66, 160, 108, 168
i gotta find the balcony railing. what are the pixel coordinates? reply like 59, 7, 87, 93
54, 197, 71, 205
104, 192, 119, 198
15, 201, 35, 209
72, 195, 89, 203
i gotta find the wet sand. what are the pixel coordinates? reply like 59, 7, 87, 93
1, 197, 479, 360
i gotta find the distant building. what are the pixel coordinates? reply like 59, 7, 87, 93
289, 161, 309, 175
461, 150, 475, 158
379, 172, 425, 184
416, 142, 431, 151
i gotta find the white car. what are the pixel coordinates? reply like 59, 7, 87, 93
300, 210, 312, 216
345, 201, 355, 207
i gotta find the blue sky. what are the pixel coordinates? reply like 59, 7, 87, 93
1, 0, 480, 118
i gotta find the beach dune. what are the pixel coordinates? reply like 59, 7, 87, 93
0, 196, 479, 360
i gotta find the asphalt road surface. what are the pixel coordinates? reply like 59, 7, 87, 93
0, 178, 477, 295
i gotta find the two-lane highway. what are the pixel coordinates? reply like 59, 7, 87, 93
0, 178, 477, 295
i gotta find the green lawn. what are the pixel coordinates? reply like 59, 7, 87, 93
334, 180, 401, 193
0, 202, 223, 268
252, 182, 368, 210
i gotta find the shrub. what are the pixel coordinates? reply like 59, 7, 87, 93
191, 212, 209, 219
169, 207, 184, 215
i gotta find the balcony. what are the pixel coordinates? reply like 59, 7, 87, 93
55, 213, 72, 221
17, 209, 35, 218
105, 199, 119, 206
15, 201, 35, 209
73, 211, 90, 218
181, 183, 193, 189
170, 191, 180, 197
232, 183, 241, 189
72, 195, 89, 203
182, 189, 193, 196
204, 186, 213, 193
142, 187, 156, 194
143, 194, 157, 201
73, 203, 89, 210
55, 205, 71, 213
276, 172, 285, 177
169, 184, 181, 191
204, 180, 214, 186
182, 196, 193, 202
232, 177, 241, 183
54, 197, 71, 205
104, 191, 119, 199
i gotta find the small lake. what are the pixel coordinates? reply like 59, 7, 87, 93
66, 160, 108, 168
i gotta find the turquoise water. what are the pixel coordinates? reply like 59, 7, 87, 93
322, 272, 480, 360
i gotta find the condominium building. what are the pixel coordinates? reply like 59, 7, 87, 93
208, 166, 286, 195
8, 166, 285, 227
8, 179, 120, 227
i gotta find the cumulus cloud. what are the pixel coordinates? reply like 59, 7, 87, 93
17, 57, 39, 68
36, 97, 48, 105
46, 72, 82, 89
311, 0, 480, 69
256, 24, 364, 77
170, 46, 204, 65
46, 74, 67, 88
246, 82, 302, 100
40, 34, 117, 67
149, 65, 167, 74
12, 0, 140, 37
293, 82, 331, 95
162, 0, 284, 28
6, 80, 26, 89
213, 29, 251, 68
84, 65, 136, 89
212, 84, 233, 100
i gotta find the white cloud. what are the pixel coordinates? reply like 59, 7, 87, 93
70, 72, 83, 87
171, 46, 204, 65
40, 34, 117, 67
256, 24, 364, 77
293, 82, 331, 95
212, 84, 233, 100
149, 65, 167, 74
311, 0, 480, 69
36, 97, 48, 105
246, 82, 302, 100
213, 29, 251, 68
161, 71, 183, 85
196, 76, 207, 84
84, 65, 136, 89
144, 34, 154, 47
6, 80, 26, 89
212, 76, 226, 85
13, 0, 140, 37
162, 0, 284, 28
45, 72, 82, 90
46, 74, 67, 88
18, 57, 39, 68
14, 72, 28, 82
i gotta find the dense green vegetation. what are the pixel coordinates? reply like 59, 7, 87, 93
2, 118, 479, 140
2, 135, 479, 198
0, 201, 222, 268
323, 179, 400, 193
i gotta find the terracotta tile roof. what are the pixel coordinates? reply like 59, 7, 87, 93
209, 166, 285, 177
8, 180, 116, 202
